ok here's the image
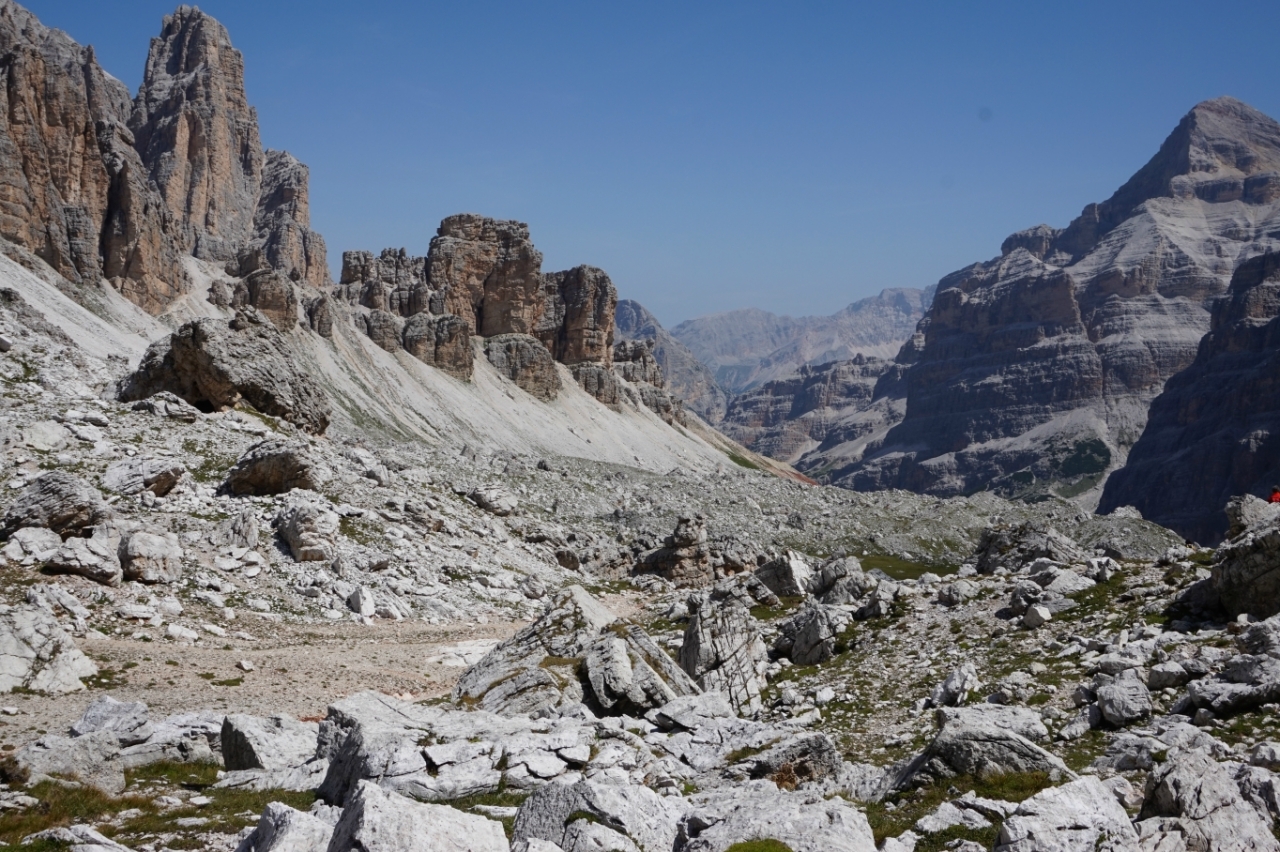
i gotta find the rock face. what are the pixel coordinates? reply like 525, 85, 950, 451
0, 0, 188, 312
719, 355, 904, 468
484, 334, 561, 401
130, 5, 262, 262
401, 313, 473, 379
248, 149, 330, 288
1100, 251, 1280, 543
453, 585, 699, 716
536, 265, 617, 365
0, 602, 97, 693
118, 309, 331, 434
225, 439, 331, 496
430, 214, 544, 337
834, 97, 1280, 507
612, 339, 686, 425
1210, 511, 1280, 619
615, 299, 728, 423
679, 585, 770, 714
672, 288, 930, 394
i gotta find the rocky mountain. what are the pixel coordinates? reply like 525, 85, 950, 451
1100, 250, 1280, 542
813, 97, 1280, 515
670, 287, 931, 393
615, 299, 729, 423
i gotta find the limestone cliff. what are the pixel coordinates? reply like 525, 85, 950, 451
0, 0, 188, 312
1100, 251, 1280, 543
614, 299, 728, 423
836, 97, 1280, 506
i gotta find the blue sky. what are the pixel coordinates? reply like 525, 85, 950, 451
23, 1, 1280, 325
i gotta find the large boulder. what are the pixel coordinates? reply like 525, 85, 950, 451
996, 776, 1139, 852
975, 523, 1086, 574
1139, 747, 1280, 852
237, 801, 334, 852
1212, 511, 1280, 618
755, 550, 813, 597
102, 457, 186, 497
680, 588, 769, 715
512, 778, 684, 852
454, 586, 698, 717
71, 696, 152, 746
117, 309, 331, 434
222, 714, 319, 771
1, 471, 112, 540
45, 526, 123, 586
225, 439, 331, 496
328, 779, 509, 852
0, 603, 97, 693
680, 788, 877, 852
484, 334, 561, 401
1096, 669, 1153, 726
402, 312, 473, 380
15, 730, 124, 794
119, 530, 184, 584
274, 497, 340, 563
896, 705, 1073, 788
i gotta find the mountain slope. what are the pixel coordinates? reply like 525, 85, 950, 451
614, 299, 728, 423
670, 287, 930, 393
830, 97, 1280, 512
1099, 250, 1280, 542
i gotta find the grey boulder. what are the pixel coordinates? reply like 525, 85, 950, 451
0, 602, 97, 693
0, 471, 112, 539
328, 779, 509, 852
236, 801, 334, 852
222, 714, 320, 771
680, 787, 876, 852
102, 457, 186, 497
995, 776, 1139, 851
225, 439, 332, 496
71, 696, 152, 746
119, 530, 184, 584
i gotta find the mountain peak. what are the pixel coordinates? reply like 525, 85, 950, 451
1053, 96, 1280, 261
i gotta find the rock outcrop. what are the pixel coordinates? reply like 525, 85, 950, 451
484, 334, 561, 401
1100, 251, 1280, 543
0, 0, 188, 312
719, 355, 904, 468
118, 309, 331, 434
615, 299, 728, 423
130, 5, 263, 262
247, 149, 330, 288
401, 312, 473, 379
833, 97, 1280, 507
537, 265, 616, 365
430, 214, 544, 337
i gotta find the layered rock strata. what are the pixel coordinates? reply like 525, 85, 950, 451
833, 97, 1280, 507
615, 299, 728, 423
1100, 251, 1280, 542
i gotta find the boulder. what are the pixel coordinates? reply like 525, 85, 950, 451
222, 714, 319, 771
512, 778, 684, 852
237, 801, 334, 852
755, 551, 813, 597
975, 523, 1085, 574
328, 779, 509, 852
469, 487, 518, 517
811, 557, 873, 605
636, 515, 714, 587
71, 696, 152, 746
0, 472, 112, 540
118, 309, 331, 434
897, 705, 1072, 788
0, 603, 97, 693
679, 788, 876, 852
454, 586, 698, 716
45, 526, 123, 586
119, 531, 184, 584
102, 457, 186, 497
225, 439, 332, 496
680, 590, 769, 714
1213, 512, 1280, 618
16, 730, 125, 794
1140, 747, 1280, 852
275, 497, 340, 562
402, 312, 474, 380
0, 527, 62, 564
995, 776, 1139, 852
1096, 669, 1153, 726
130, 391, 201, 422
1187, 653, 1280, 716
211, 507, 260, 549
1226, 494, 1280, 539
775, 603, 845, 666
484, 334, 560, 401
929, 663, 981, 708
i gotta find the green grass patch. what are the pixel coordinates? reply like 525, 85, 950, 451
864, 772, 1051, 846
725, 841, 795, 852
724, 451, 760, 471
750, 595, 804, 622
0, 781, 152, 846
443, 790, 528, 839
861, 555, 950, 582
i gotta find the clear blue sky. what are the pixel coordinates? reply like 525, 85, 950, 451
23, 1, 1280, 326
